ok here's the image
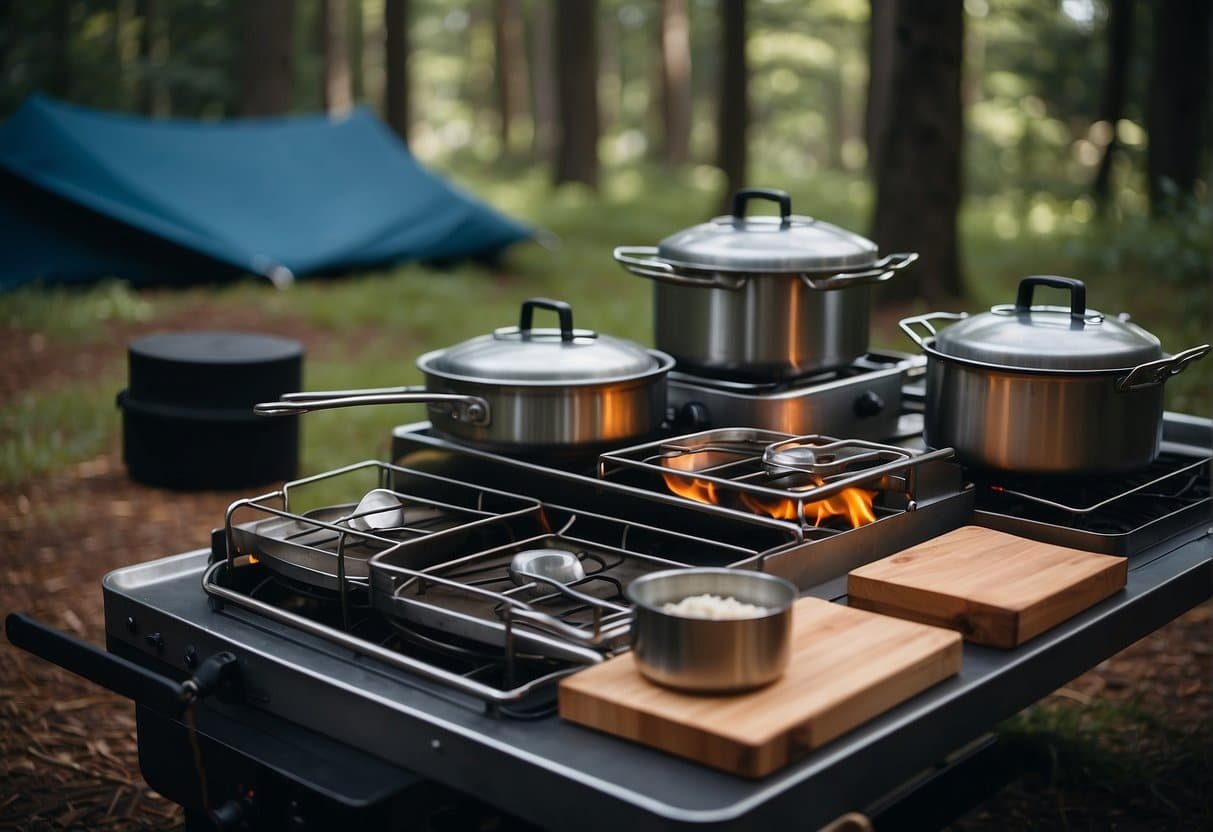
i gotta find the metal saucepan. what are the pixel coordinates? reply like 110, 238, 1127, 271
614, 188, 918, 380
900, 276, 1210, 475
255, 298, 675, 453
625, 568, 798, 693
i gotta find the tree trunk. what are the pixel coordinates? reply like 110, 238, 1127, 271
553, 0, 599, 187
494, 0, 530, 155
48, 0, 73, 99
322, 0, 352, 113
1145, 0, 1212, 213
529, 0, 557, 158
239, 0, 295, 116
385, 0, 410, 143
1092, 0, 1134, 210
113, 0, 137, 109
871, 0, 964, 302
717, 0, 748, 206
137, 0, 171, 116
349, 0, 363, 101
658, 0, 692, 166
865, 0, 897, 173
598, 7, 620, 126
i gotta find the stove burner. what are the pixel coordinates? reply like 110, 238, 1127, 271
508, 548, 588, 587
971, 447, 1212, 554
599, 428, 956, 533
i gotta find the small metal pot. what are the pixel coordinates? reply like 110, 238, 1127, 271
900, 276, 1210, 475
255, 298, 675, 453
614, 188, 918, 379
626, 568, 797, 693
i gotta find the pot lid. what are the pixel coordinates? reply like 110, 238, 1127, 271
421, 298, 664, 384
655, 188, 879, 273
934, 276, 1163, 370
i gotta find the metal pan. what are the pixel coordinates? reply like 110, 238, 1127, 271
254, 298, 674, 453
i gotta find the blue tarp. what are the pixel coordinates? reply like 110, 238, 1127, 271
0, 95, 532, 289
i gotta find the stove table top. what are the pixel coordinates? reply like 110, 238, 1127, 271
103, 518, 1212, 831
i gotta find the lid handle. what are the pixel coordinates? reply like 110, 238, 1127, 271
519, 297, 575, 342
1015, 276, 1087, 321
731, 188, 792, 229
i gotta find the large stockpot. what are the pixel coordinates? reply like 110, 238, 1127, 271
254, 298, 675, 453
614, 188, 918, 379
900, 276, 1210, 475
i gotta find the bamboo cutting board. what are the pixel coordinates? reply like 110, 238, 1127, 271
559, 598, 961, 778
847, 526, 1127, 648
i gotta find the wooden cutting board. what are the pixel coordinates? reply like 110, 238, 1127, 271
558, 598, 961, 778
847, 526, 1127, 648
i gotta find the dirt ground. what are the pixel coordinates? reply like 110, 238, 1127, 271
1, 316, 1210, 831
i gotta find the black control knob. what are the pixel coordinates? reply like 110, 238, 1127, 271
852, 391, 885, 419
209, 797, 249, 830
145, 632, 165, 653
673, 401, 712, 432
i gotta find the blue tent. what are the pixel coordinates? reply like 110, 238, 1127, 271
0, 95, 532, 290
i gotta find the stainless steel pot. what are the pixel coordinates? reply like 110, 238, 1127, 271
625, 568, 797, 693
254, 298, 675, 453
614, 188, 918, 379
900, 276, 1210, 475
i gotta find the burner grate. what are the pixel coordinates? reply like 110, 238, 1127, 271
369, 505, 759, 663
972, 450, 1212, 553
598, 428, 956, 533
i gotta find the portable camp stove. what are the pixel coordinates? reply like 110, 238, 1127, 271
666, 350, 924, 440
7, 397, 1210, 832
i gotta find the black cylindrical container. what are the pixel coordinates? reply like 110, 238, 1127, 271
118, 332, 302, 489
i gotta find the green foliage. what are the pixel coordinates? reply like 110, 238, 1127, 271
0, 280, 158, 341
0, 380, 121, 488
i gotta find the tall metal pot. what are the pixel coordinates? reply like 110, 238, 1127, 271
614, 189, 918, 380
900, 276, 1209, 475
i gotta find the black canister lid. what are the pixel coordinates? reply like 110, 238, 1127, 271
126, 331, 303, 410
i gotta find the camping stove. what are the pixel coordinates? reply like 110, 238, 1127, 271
6, 403, 1211, 831
666, 350, 923, 440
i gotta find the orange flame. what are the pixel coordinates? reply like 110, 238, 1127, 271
662, 473, 719, 505
739, 489, 877, 528
662, 472, 877, 529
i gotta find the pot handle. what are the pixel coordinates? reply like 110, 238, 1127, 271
1115, 344, 1211, 393
801, 252, 919, 291
612, 247, 747, 290
731, 188, 792, 229
898, 311, 969, 348
519, 297, 576, 342
1015, 275, 1087, 320
254, 391, 491, 425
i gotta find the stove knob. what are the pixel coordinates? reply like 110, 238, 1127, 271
145, 632, 165, 654
672, 401, 712, 432
210, 797, 250, 830
852, 391, 885, 419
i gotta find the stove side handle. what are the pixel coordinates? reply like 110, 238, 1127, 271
5, 612, 198, 716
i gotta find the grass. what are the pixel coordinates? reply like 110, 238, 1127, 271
957, 698, 1213, 830
1, 160, 1209, 487
0, 379, 122, 487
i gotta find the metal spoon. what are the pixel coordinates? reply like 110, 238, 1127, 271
508, 549, 587, 587
347, 489, 404, 531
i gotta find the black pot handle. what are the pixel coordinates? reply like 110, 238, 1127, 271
731, 188, 792, 229
5, 612, 238, 716
1015, 276, 1087, 320
519, 298, 575, 342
